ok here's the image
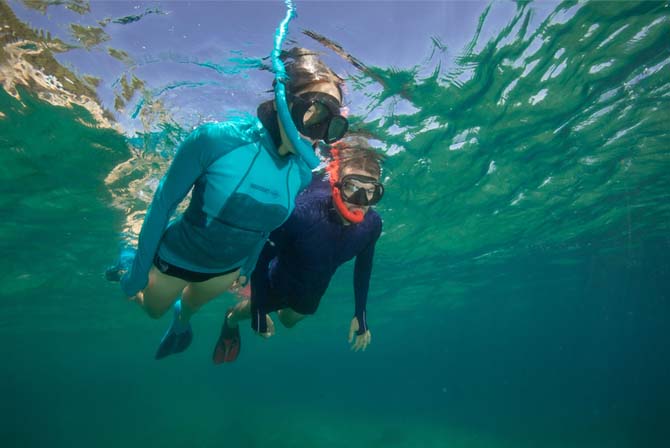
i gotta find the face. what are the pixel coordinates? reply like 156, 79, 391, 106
338, 165, 380, 216
290, 82, 346, 144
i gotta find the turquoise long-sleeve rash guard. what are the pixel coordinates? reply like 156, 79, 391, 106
121, 117, 313, 297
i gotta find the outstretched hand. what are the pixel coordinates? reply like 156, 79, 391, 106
348, 317, 372, 352
127, 291, 144, 305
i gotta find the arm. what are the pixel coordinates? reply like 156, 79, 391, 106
353, 217, 382, 333
352, 240, 375, 334
120, 127, 210, 297
249, 236, 279, 334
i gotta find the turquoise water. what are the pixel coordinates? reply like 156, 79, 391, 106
1, 1, 669, 447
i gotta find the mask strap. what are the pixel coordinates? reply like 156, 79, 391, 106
327, 147, 365, 224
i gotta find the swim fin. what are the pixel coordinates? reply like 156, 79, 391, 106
155, 300, 193, 360
212, 310, 241, 364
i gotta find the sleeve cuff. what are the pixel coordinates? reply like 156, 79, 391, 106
355, 311, 368, 335
251, 307, 268, 333
120, 272, 146, 297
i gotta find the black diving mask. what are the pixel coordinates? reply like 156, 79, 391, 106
289, 92, 348, 144
336, 174, 384, 206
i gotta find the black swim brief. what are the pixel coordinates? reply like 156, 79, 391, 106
153, 254, 239, 283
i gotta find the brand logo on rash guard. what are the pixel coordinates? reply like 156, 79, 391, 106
250, 183, 280, 198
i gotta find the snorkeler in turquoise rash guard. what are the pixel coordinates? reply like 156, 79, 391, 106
116, 48, 349, 359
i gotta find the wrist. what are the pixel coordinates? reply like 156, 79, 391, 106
251, 308, 268, 333
355, 311, 368, 335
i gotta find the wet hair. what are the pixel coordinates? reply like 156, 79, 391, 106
278, 47, 345, 101
331, 135, 384, 179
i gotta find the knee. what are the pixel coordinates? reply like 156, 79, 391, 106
277, 311, 290, 327
280, 318, 298, 328
278, 310, 304, 328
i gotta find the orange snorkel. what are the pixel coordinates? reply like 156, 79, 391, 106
327, 144, 365, 224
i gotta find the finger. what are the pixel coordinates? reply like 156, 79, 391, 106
361, 334, 370, 351
362, 335, 370, 352
361, 334, 368, 352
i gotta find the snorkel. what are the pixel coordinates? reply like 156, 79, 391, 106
272, 0, 321, 169
326, 144, 365, 224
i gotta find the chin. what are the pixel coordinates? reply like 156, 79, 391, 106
348, 206, 368, 215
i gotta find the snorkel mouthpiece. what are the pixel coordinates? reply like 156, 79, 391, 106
272, 1, 321, 169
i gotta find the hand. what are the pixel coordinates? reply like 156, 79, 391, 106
127, 290, 144, 305
231, 276, 247, 289
255, 314, 276, 339
348, 317, 372, 352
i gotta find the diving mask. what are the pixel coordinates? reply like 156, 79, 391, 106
336, 174, 384, 206
289, 92, 348, 144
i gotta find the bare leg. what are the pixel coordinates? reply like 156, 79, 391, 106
226, 299, 275, 335
277, 308, 305, 328
227, 300, 304, 329
140, 266, 188, 319
139, 266, 240, 321
226, 299, 251, 327
180, 269, 240, 321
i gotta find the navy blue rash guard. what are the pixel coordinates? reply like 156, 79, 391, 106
250, 179, 382, 335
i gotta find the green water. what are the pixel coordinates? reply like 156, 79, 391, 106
1, 1, 669, 447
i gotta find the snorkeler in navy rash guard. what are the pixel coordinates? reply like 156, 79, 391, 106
213, 136, 385, 363
109, 48, 350, 360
